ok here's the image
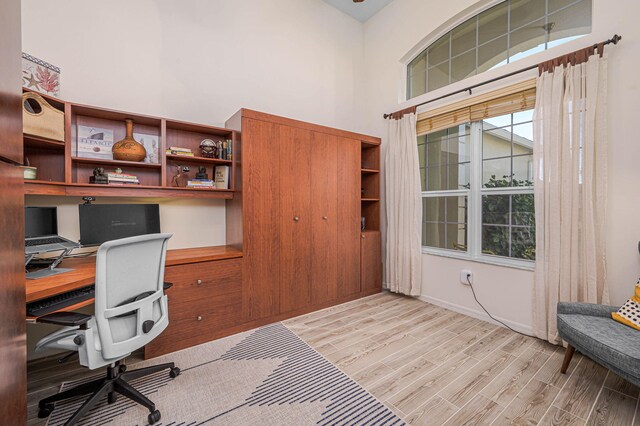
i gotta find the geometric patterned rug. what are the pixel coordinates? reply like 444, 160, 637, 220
47, 323, 405, 425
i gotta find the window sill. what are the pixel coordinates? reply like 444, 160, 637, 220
421, 247, 535, 271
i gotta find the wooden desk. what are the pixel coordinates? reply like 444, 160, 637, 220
26, 245, 243, 303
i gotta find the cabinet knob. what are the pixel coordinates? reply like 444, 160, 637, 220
322, 216, 328, 220
196, 279, 202, 285
293, 216, 300, 222
361, 234, 366, 239
197, 315, 203, 321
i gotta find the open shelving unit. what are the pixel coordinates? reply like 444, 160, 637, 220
21, 89, 237, 199
360, 141, 380, 232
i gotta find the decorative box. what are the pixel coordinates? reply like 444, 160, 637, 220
22, 53, 60, 97
22, 92, 65, 142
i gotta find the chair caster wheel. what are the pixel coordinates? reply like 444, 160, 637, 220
148, 409, 161, 424
119, 364, 127, 373
108, 392, 117, 404
169, 367, 181, 378
38, 403, 54, 418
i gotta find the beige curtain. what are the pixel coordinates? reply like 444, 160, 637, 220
384, 112, 422, 296
532, 53, 610, 343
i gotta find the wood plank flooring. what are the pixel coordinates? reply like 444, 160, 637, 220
26, 292, 639, 425
284, 292, 640, 425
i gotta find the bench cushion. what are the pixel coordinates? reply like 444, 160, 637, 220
558, 313, 640, 385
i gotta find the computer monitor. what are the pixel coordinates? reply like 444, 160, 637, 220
79, 204, 161, 246
25, 207, 58, 238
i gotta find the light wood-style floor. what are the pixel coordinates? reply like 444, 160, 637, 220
27, 292, 639, 425
284, 292, 640, 426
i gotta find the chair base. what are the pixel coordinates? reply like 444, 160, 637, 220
38, 361, 180, 426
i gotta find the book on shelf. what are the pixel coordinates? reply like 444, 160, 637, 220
187, 179, 215, 188
106, 172, 139, 184
226, 139, 233, 160
166, 150, 195, 156
108, 181, 140, 185
168, 146, 192, 153
214, 165, 229, 189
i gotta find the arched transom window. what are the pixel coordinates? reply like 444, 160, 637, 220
407, 0, 592, 99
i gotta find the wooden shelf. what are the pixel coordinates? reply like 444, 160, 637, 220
24, 135, 65, 150
24, 181, 233, 199
361, 198, 380, 202
361, 168, 379, 174
71, 156, 161, 169
165, 154, 232, 165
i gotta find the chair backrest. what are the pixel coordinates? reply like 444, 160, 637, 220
94, 233, 172, 360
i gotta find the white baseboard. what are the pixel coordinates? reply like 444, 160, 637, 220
418, 295, 534, 336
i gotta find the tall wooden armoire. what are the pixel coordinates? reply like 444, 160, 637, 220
226, 110, 382, 323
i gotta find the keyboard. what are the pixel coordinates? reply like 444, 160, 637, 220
25, 237, 68, 247
27, 285, 95, 317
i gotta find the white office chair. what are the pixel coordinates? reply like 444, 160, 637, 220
35, 233, 180, 425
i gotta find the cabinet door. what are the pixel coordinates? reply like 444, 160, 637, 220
242, 118, 281, 320
337, 138, 361, 297
361, 231, 382, 292
279, 125, 312, 313
310, 133, 338, 305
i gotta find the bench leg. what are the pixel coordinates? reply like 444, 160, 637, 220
561, 344, 575, 374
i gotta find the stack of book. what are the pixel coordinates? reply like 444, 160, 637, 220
166, 146, 194, 157
186, 179, 215, 189
107, 172, 139, 185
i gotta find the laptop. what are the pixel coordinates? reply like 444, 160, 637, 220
25, 207, 80, 255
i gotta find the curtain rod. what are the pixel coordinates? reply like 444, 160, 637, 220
383, 34, 622, 119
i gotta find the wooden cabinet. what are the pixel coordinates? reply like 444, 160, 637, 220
144, 258, 242, 358
226, 109, 380, 326
361, 231, 382, 291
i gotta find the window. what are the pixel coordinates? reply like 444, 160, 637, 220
421, 110, 535, 264
407, 0, 592, 99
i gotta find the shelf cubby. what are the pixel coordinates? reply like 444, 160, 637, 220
360, 140, 381, 232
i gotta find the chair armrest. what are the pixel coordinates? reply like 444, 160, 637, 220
163, 282, 173, 291
557, 302, 619, 318
36, 312, 92, 327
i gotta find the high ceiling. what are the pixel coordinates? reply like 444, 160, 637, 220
322, 0, 395, 22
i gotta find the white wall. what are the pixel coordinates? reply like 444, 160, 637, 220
363, 0, 640, 331
21, 0, 366, 249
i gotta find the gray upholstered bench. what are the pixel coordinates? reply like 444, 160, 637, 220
557, 302, 640, 387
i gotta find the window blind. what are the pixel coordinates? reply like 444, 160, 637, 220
416, 78, 536, 135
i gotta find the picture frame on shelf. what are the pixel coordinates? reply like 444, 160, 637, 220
134, 132, 159, 164
76, 125, 114, 159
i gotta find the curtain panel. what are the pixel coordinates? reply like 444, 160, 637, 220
384, 113, 422, 296
532, 53, 610, 344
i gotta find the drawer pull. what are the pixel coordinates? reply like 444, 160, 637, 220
197, 315, 203, 321
196, 279, 202, 285
293, 216, 300, 222
322, 216, 328, 220
361, 234, 366, 239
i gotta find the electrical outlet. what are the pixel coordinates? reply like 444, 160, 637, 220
460, 270, 473, 286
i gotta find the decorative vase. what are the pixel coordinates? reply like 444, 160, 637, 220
112, 119, 146, 162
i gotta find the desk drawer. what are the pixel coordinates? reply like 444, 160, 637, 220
145, 258, 243, 358
165, 258, 242, 305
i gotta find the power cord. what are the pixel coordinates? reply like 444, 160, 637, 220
466, 274, 533, 338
